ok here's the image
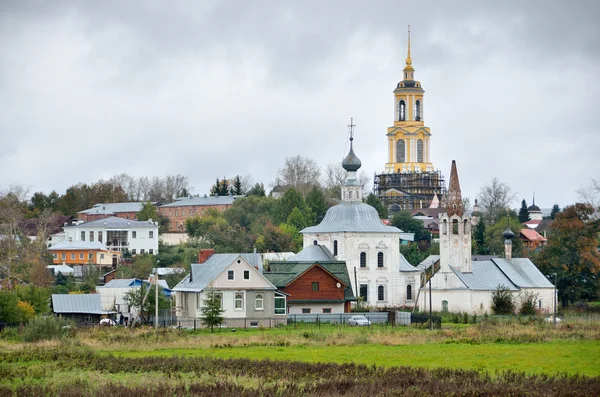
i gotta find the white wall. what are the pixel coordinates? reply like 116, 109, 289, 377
65, 224, 159, 254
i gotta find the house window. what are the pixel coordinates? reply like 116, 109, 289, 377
79, 253, 84, 260
323, 308, 332, 314
228, 270, 234, 280
274, 294, 286, 315
70, 253, 76, 260
89, 231, 94, 241
417, 139, 423, 163
377, 252, 384, 268
359, 284, 368, 302
312, 282, 319, 291
244, 270, 250, 280
81, 231, 85, 241
132, 249, 136, 255
250, 321, 259, 327
302, 308, 311, 314
149, 231, 154, 239
61, 253, 66, 260
378, 285, 385, 301
215, 294, 223, 308
442, 300, 449, 312
140, 249, 145, 254
88, 253, 92, 260
100, 254, 105, 260
360, 252, 366, 268
132, 231, 137, 239
98, 231, 102, 242
149, 249, 153, 255
52, 253, 58, 260
396, 140, 406, 163
255, 294, 263, 310
234, 293, 244, 309
333, 240, 338, 256
406, 285, 413, 300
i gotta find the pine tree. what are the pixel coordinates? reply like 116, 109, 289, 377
550, 204, 561, 219
218, 178, 229, 196
247, 183, 266, 197
305, 186, 328, 224
210, 177, 220, 196
200, 289, 225, 332
232, 175, 243, 196
364, 193, 388, 219
518, 199, 530, 222
473, 217, 487, 254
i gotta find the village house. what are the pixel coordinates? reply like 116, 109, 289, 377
48, 240, 121, 266
173, 250, 287, 328
158, 195, 242, 232
51, 294, 116, 326
264, 245, 356, 314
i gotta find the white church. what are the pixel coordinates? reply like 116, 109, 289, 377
301, 134, 421, 308
416, 161, 556, 314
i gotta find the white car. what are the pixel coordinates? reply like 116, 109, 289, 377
348, 315, 371, 326
99, 318, 117, 326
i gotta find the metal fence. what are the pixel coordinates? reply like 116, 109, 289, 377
287, 312, 389, 325
410, 313, 442, 329
171, 317, 287, 330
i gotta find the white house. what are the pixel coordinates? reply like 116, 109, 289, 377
300, 135, 420, 308
173, 253, 287, 327
417, 161, 556, 314
63, 216, 159, 255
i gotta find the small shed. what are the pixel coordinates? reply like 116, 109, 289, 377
51, 294, 115, 326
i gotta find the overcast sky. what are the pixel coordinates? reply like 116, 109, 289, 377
1, 0, 598, 209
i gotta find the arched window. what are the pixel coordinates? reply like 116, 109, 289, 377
396, 140, 405, 163
398, 100, 406, 121
313, 240, 318, 245
452, 219, 459, 235
378, 285, 385, 301
377, 252, 384, 268
255, 294, 263, 310
360, 252, 366, 268
235, 293, 244, 309
415, 100, 421, 121
442, 219, 448, 235
463, 219, 469, 233
442, 300, 449, 312
406, 285, 412, 300
417, 139, 423, 163
333, 240, 338, 256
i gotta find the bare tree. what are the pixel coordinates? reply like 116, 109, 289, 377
323, 163, 370, 198
577, 178, 600, 210
477, 177, 517, 225
0, 185, 30, 288
274, 155, 321, 196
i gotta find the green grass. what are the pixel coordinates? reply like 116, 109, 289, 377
105, 339, 600, 376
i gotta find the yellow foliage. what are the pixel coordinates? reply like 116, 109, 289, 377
17, 300, 35, 322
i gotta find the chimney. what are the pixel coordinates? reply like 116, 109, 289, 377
198, 249, 215, 264
254, 246, 263, 274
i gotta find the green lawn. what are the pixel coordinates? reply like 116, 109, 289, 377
106, 339, 600, 376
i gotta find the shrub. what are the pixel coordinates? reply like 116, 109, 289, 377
22, 316, 74, 342
462, 312, 469, 324
17, 301, 35, 323
0, 326, 22, 342
519, 291, 539, 316
491, 286, 515, 315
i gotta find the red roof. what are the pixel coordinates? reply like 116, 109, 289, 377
520, 228, 547, 242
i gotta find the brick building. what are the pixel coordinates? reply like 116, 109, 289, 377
158, 195, 242, 232
78, 202, 148, 222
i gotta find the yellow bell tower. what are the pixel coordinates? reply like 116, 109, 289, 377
385, 26, 433, 173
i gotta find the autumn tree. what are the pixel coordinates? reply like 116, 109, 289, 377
477, 177, 517, 225
536, 203, 600, 306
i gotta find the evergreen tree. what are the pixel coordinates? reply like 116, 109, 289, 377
201, 289, 225, 332
391, 211, 430, 241
518, 199, 530, 223
247, 183, 266, 197
274, 188, 314, 225
473, 217, 487, 254
550, 204, 561, 219
210, 177, 220, 196
400, 243, 428, 266
218, 178, 229, 196
364, 193, 388, 219
305, 186, 328, 224
232, 175, 244, 196
286, 207, 308, 231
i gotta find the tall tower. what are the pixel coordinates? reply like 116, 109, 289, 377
374, 27, 445, 212
386, 26, 433, 173
341, 119, 363, 203
439, 161, 472, 273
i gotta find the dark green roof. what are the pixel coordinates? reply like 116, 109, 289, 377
264, 261, 356, 302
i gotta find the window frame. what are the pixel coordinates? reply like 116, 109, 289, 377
312, 281, 319, 291
149, 231, 154, 239
378, 285, 385, 301
359, 252, 367, 268
274, 294, 286, 315
359, 284, 368, 302
301, 308, 311, 314
243, 270, 250, 280
333, 240, 338, 256
406, 285, 413, 300
322, 308, 332, 314
255, 294, 264, 310
132, 231, 137, 239
234, 292, 244, 310
228, 270, 234, 280
377, 252, 384, 268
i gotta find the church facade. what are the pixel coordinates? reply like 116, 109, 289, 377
301, 131, 421, 308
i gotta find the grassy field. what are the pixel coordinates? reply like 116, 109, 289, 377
1, 320, 599, 395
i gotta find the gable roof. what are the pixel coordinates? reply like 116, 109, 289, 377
159, 195, 243, 208
48, 240, 108, 251
68, 216, 158, 229
450, 262, 519, 291
492, 258, 554, 288
520, 228, 547, 242
102, 278, 171, 291
52, 294, 110, 315
290, 245, 336, 262
173, 253, 270, 292
265, 261, 355, 301
79, 202, 147, 215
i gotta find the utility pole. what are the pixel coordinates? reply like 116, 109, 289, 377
553, 273, 557, 326
429, 262, 433, 331
155, 267, 159, 329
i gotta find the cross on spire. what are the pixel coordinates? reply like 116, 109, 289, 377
348, 117, 355, 141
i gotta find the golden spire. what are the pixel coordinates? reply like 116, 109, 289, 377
406, 25, 412, 66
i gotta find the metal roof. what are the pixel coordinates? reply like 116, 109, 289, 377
102, 278, 141, 288
48, 240, 108, 251
173, 253, 273, 292
159, 195, 242, 208
398, 254, 420, 272
68, 216, 158, 229
79, 202, 147, 215
450, 262, 519, 291
52, 294, 108, 314
290, 245, 336, 262
46, 265, 74, 274
301, 203, 402, 234
492, 258, 554, 288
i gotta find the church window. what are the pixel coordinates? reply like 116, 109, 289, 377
463, 219, 468, 233
398, 100, 406, 121
333, 240, 338, 256
406, 285, 412, 300
359, 284, 368, 301
378, 285, 385, 301
313, 240, 318, 245
396, 140, 405, 163
360, 252, 367, 267
415, 100, 421, 121
538, 300, 542, 309
452, 219, 459, 234
348, 190, 352, 199
442, 220, 447, 235
377, 252, 384, 267
417, 139, 423, 163
442, 300, 449, 312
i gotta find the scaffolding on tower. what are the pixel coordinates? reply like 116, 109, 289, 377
373, 169, 446, 212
